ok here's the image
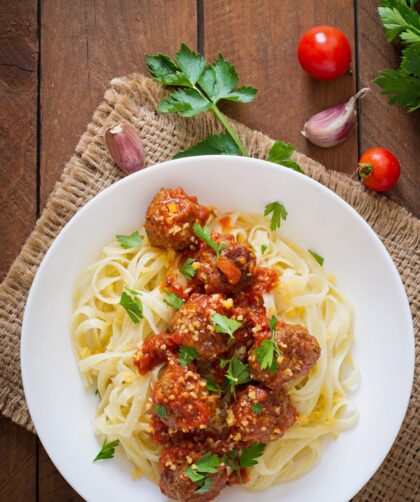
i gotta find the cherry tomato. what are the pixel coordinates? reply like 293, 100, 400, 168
297, 26, 352, 80
358, 148, 401, 192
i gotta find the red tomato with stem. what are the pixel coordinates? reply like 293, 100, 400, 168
358, 148, 401, 192
297, 26, 352, 80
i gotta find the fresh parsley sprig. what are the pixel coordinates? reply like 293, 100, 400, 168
180, 258, 196, 279
120, 288, 143, 324
206, 379, 223, 393
222, 443, 265, 483
255, 315, 283, 373
252, 402, 263, 415
116, 231, 142, 249
212, 313, 243, 339
268, 141, 304, 173
163, 290, 184, 309
93, 439, 120, 462
184, 452, 220, 493
264, 201, 288, 231
193, 224, 227, 257
146, 44, 256, 156
174, 133, 239, 159
308, 249, 324, 266
153, 405, 168, 418
374, 1, 420, 111
178, 346, 198, 366
222, 353, 251, 394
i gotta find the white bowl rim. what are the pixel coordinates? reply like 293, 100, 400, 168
21, 155, 415, 501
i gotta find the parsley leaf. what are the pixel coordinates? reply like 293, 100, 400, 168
261, 244, 268, 254
184, 452, 220, 488
120, 290, 143, 324
163, 290, 184, 309
252, 403, 263, 415
179, 258, 197, 279
308, 249, 325, 266
212, 313, 243, 339
268, 141, 304, 174
195, 478, 213, 493
158, 88, 211, 117
153, 405, 168, 418
93, 439, 120, 462
95, 389, 100, 398
378, 0, 420, 44
116, 231, 142, 249
206, 379, 223, 393
264, 201, 288, 230
239, 443, 265, 467
175, 43, 206, 86
224, 353, 251, 393
255, 315, 282, 373
193, 224, 227, 257
145, 53, 190, 86
173, 133, 239, 159
178, 346, 198, 366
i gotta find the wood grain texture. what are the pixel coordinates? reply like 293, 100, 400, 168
357, 0, 420, 217
0, 1, 38, 500
38, 0, 197, 498
203, 0, 358, 174
0, 0, 38, 280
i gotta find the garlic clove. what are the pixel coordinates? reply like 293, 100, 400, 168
105, 123, 145, 174
301, 88, 370, 148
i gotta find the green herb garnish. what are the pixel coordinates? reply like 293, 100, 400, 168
116, 231, 142, 249
255, 315, 282, 373
178, 346, 198, 366
95, 389, 100, 398
184, 452, 220, 492
179, 258, 196, 279
264, 201, 288, 231
308, 249, 324, 266
93, 439, 120, 462
268, 141, 304, 174
261, 244, 268, 254
224, 353, 251, 394
212, 313, 243, 339
120, 289, 143, 324
153, 405, 168, 418
239, 443, 266, 467
193, 224, 227, 257
174, 133, 239, 158
206, 379, 223, 393
163, 290, 184, 309
251, 403, 263, 415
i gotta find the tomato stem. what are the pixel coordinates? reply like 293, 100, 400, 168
358, 162, 373, 179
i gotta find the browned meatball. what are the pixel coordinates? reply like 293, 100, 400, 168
249, 320, 321, 389
168, 293, 234, 361
160, 443, 228, 502
228, 385, 297, 444
145, 187, 211, 250
195, 233, 257, 294
152, 357, 219, 435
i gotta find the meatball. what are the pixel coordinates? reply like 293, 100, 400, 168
249, 320, 321, 389
168, 293, 234, 361
145, 187, 211, 250
228, 385, 297, 444
195, 233, 257, 294
160, 443, 228, 502
134, 332, 176, 374
152, 357, 219, 434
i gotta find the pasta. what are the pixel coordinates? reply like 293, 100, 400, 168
72, 210, 359, 489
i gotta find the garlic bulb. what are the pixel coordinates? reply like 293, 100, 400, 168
105, 123, 145, 174
301, 88, 370, 148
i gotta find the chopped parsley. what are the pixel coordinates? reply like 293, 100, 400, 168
180, 258, 196, 279
239, 443, 266, 467
163, 290, 184, 309
261, 244, 268, 254
119, 289, 143, 324
223, 353, 251, 394
193, 224, 227, 257
251, 402, 263, 415
184, 452, 220, 492
206, 379, 223, 393
212, 313, 243, 339
308, 249, 324, 266
153, 405, 168, 418
255, 315, 282, 373
178, 346, 198, 366
116, 231, 142, 249
264, 201, 288, 231
93, 439, 120, 462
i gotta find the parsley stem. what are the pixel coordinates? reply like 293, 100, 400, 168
210, 105, 249, 156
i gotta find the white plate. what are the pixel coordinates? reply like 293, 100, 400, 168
21, 156, 414, 502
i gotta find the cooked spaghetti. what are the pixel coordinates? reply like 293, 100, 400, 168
72, 187, 358, 501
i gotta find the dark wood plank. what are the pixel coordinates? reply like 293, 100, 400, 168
203, 0, 358, 174
357, 0, 420, 217
0, 0, 38, 500
38, 1, 197, 499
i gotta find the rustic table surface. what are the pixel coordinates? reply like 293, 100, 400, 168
0, 0, 418, 500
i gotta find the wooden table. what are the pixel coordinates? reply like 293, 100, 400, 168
0, 1, 418, 500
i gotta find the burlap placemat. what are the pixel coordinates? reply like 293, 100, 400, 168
0, 74, 418, 500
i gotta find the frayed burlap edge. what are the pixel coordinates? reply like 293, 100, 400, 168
0, 74, 418, 500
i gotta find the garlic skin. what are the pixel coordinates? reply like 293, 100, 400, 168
105, 123, 145, 174
301, 88, 369, 148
